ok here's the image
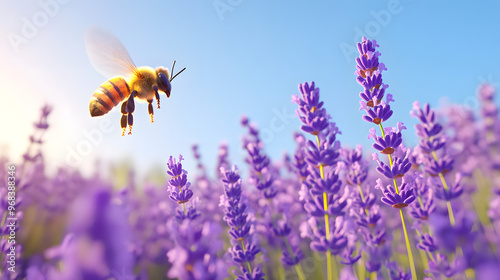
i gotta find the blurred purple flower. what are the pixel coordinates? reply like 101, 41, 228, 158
416, 233, 438, 253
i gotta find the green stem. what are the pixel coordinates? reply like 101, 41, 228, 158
400, 209, 417, 280
332, 255, 338, 280
294, 263, 306, 280
316, 135, 332, 280
427, 252, 435, 262
357, 184, 370, 216
178, 185, 187, 215
379, 124, 400, 194
379, 123, 416, 278
326, 251, 333, 280
241, 240, 253, 273
283, 237, 306, 280
358, 252, 366, 280
431, 150, 455, 226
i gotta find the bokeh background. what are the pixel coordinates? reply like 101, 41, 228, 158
1, 0, 499, 180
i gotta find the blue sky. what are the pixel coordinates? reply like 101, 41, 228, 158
1, 0, 499, 182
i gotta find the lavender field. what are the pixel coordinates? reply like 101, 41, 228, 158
2, 34, 500, 280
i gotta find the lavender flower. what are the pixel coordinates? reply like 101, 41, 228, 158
166, 219, 224, 280
293, 82, 329, 135
216, 141, 231, 178
220, 166, 264, 280
293, 81, 348, 280
411, 101, 463, 226
167, 155, 194, 205
355, 37, 417, 278
409, 188, 436, 220
416, 233, 438, 253
44, 188, 135, 280
166, 154, 225, 279
478, 83, 500, 172
241, 118, 305, 278
6, 33, 500, 280
377, 179, 415, 209
22, 104, 52, 165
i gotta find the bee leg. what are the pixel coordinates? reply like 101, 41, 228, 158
153, 85, 160, 109
128, 113, 134, 135
120, 102, 128, 136
148, 99, 154, 123
127, 92, 136, 135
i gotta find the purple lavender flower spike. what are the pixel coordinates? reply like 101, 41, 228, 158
412, 102, 443, 138
281, 246, 304, 266
292, 132, 309, 182
425, 253, 462, 278
167, 154, 185, 177
235, 264, 265, 280
167, 155, 195, 205
380, 181, 416, 208
345, 163, 368, 186
430, 212, 475, 253
361, 228, 387, 246
166, 219, 225, 280
305, 139, 340, 168
374, 152, 412, 179
433, 173, 464, 201
409, 189, 436, 220
419, 138, 446, 154
49, 188, 135, 280
220, 166, 265, 279
168, 188, 194, 204
293, 81, 330, 135
294, 81, 349, 280
353, 205, 382, 228
372, 130, 403, 155
339, 246, 361, 265
216, 141, 231, 178
351, 189, 376, 209
362, 102, 393, 124
272, 219, 291, 237
309, 167, 342, 195
424, 157, 454, 176
246, 143, 271, 173
309, 217, 348, 254
387, 262, 412, 280
229, 243, 261, 263
175, 206, 200, 222
416, 233, 438, 253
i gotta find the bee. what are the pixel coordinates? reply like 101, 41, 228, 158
85, 28, 185, 136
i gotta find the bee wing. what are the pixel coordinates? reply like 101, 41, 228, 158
85, 27, 141, 78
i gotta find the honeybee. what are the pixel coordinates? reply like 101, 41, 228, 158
85, 28, 185, 136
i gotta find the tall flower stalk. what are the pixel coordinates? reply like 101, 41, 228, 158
241, 117, 306, 279
167, 155, 194, 216
166, 154, 224, 279
293, 81, 347, 280
220, 166, 265, 280
411, 102, 463, 226
354, 37, 417, 279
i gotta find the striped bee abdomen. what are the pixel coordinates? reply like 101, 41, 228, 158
89, 77, 131, 117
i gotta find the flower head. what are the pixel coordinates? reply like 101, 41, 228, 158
379, 181, 416, 208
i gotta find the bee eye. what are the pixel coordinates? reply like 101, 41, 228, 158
158, 72, 171, 97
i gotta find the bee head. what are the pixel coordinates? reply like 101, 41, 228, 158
155, 66, 171, 97
155, 62, 185, 98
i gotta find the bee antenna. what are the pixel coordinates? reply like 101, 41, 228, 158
170, 60, 186, 82
170, 60, 176, 80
